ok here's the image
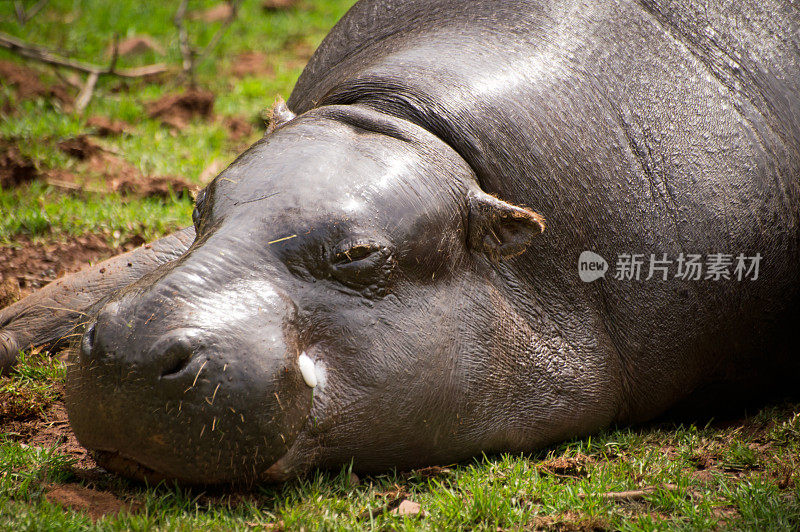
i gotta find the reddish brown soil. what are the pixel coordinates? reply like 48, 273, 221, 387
0, 134, 193, 199
86, 116, 132, 137
191, 3, 234, 22
0, 235, 145, 520
57, 135, 103, 161
223, 115, 254, 141
0, 396, 135, 521
283, 36, 315, 64
230, 52, 275, 78
106, 35, 165, 58
146, 88, 215, 129
0, 141, 38, 188
261, 0, 302, 10
0, 59, 73, 108
45, 483, 137, 522
0, 233, 139, 298
3, 400, 92, 466
4, 399, 141, 520
51, 135, 196, 198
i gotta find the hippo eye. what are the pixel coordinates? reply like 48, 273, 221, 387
329, 242, 393, 296
333, 244, 378, 264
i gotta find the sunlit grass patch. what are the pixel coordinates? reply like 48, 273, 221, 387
0, 181, 192, 243
0, 349, 65, 421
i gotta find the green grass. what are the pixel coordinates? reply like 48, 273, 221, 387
0, 0, 357, 242
0, 349, 65, 420
0, 181, 192, 244
2, 1, 800, 529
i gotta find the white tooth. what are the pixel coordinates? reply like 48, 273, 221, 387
297, 352, 317, 388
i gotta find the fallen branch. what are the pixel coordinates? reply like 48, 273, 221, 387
45, 178, 104, 194
0, 31, 167, 78
74, 71, 99, 113
50, 68, 84, 91
74, 35, 118, 113
578, 483, 679, 501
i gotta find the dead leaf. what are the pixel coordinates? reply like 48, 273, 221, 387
529, 511, 611, 531
578, 484, 678, 501
537, 453, 593, 478
244, 520, 284, 530
405, 465, 452, 479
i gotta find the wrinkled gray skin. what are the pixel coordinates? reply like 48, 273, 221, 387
1, 0, 799, 485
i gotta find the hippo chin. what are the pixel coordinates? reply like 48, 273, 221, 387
2, 0, 800, 486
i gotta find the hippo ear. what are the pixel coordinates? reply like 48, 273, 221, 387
265, 97, 296, 134
467, 190, 545, 260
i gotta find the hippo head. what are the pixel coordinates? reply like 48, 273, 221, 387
66, 105, 544, 485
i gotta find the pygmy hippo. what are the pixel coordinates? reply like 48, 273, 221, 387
0, 0, 798, 485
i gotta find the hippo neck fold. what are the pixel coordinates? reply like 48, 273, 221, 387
298, 103, 485, 192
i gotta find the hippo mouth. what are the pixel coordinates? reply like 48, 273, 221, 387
91, 446, 293, 486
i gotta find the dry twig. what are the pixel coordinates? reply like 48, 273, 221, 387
173, 0, 196, 83
0, 31, 167, 78
578, 483, 679, 501
0, 31, 166, 112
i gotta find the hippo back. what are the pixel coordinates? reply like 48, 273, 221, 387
288, 0, 800, 420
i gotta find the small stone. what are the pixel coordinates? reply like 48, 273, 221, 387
391, 500, 423, 517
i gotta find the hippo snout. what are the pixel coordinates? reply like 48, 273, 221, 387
65, 280, 314, 485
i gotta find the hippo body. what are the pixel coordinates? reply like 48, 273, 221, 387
1, 0, 799, 485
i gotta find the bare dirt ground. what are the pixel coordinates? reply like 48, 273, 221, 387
3, 397, 143, 521
0, 233, 140, 519
0, 234, 141, 299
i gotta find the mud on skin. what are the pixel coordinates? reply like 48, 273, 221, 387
1, 0, 800, 485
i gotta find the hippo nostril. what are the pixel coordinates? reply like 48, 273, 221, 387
160, 357, 192, 378
160, 348, 193, 379
156, 333, 200, 379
